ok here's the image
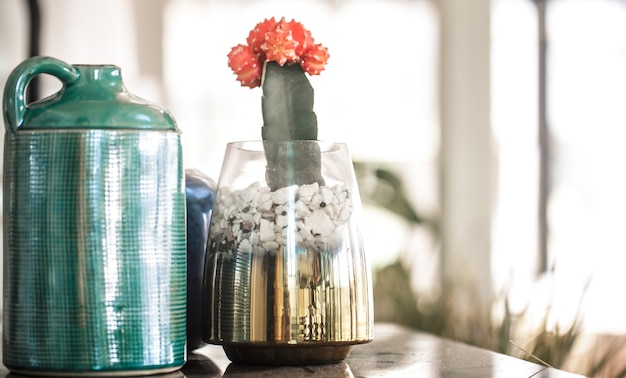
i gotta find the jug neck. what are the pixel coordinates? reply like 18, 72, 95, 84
70, 65, 126, 97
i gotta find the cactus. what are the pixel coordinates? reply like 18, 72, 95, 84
261, 61, 324, 190
227, 17, 329, 190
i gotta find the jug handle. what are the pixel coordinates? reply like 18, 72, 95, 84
3, 56, 79, 133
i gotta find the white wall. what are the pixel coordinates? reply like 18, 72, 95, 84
0, 0, 495, 324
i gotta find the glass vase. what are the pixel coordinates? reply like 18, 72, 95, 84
202, 140, 373, 365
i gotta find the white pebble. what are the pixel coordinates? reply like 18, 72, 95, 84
310, 209, 334, 237
238, 238, 252, 252
339, 206, 351, 222
259, 199, 273, 212
240, 182, 260, 203
320, 186, 334, 205
275, 215, 289, 228
310, 193, 323, 209
259, 219, 275, 241
298, 182, 319, 202
271, 185, 297, 204
262, 240, 279, 251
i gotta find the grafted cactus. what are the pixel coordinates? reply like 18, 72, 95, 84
227, 17, 330, 191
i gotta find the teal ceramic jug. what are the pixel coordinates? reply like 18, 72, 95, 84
2, 56, 186, 376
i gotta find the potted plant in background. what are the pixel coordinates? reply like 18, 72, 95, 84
201, 17, 373, 366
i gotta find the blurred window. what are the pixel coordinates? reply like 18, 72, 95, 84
162, 0, 439, 176
492, 0, 626, 334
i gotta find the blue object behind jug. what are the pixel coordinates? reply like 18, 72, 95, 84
185, 169, 216, 351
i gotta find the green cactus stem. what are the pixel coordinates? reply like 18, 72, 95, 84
261, 61, 325, 191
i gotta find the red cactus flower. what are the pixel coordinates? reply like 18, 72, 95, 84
301, 44, 329, 75
261, 18, 298, 66
227, 44, 263, 88
247, 17, 278, 59
286, 19, 314, 58
228, 17, 329, 89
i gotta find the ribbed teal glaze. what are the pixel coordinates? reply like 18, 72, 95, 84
3, 130, 186, 373
2, 57, 186, 376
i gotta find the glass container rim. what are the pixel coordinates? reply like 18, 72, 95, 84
225, 140, 348, 153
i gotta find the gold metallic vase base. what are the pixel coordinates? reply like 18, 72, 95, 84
222, 343, 358, 366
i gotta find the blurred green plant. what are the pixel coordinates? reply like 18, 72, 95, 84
353, 162, 422, 225
354, 161, 624, 378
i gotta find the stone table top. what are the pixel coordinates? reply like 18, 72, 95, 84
0, 323, 585, 377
